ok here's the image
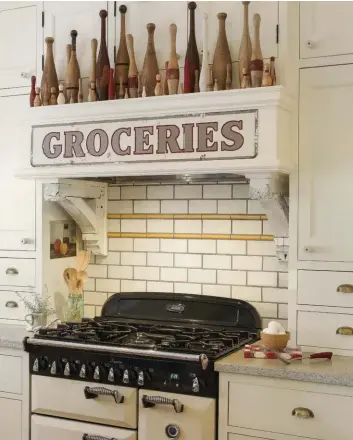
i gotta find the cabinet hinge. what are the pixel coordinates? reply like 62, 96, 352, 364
42, 54, 44, 71
114, 45, 116, 63
276, 24, 279, 44
42, 11, 44, 27
114, 1, 116, 17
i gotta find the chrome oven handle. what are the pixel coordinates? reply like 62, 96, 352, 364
82, 435, 118, 440
142, 394, 184, 413
84, 386, 124, 404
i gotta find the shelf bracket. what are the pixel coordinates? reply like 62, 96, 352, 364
247, 172, 289, 262
43, 179, 108, 256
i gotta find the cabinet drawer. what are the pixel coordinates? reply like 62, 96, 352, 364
0, 290, 28, 321
32, 376, 137, 429
0, 354, 22, 394
0, 397, 21, 440
298, 311, 353, 351
32, 414, 136, 440
0, 258, 35, 287
228, 378, 353, 439
229, 434, 307, 440
298, 270, 353, 307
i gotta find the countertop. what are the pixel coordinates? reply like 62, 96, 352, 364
0, 323, 30, 350
215, 348, 353, 387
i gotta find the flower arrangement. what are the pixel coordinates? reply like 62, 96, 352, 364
16, 289, 55, 316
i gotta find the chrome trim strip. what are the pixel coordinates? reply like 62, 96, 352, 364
26, 337, 201, 362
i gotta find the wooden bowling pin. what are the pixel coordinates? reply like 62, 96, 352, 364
96, 10, 110, 101
239, 1, 252, 86
207, 64, 213, 92
184, 2, 200, 93
34, 87, 42, 107
226, 63, 232, 90
50, 87, 57, 105
213, 79, 219, 92
78, 78, 83, 103
138, 72, 143, 97
88, 81, 97, 102
141, 23, 159, 96
66, 44, 72, 67
155, 74, 162, 96
178, 82, 184, 94
57, 83, 66, 104
213, 12, 231, 91
108, 68, 115, 99
41, 37, 58, 105
167, 24, 179, 95
163, 61, 169, 96
66, 30, 80, 103
118, 77, 125, 99
270, 56, 276, 85
142, 86, 147, 98
124, 88, 129, 99
115, 5, 129, 97
90, 39, 98, 85
262, 63, 272, 86
199, 13, 209, 93
126, 34, 138, 98
241, 67, 251, 88
194, 69, 200, 92
250, 13, 263, 88
30, 76, 36, 107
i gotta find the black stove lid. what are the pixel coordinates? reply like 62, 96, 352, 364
101, 292, 261, 330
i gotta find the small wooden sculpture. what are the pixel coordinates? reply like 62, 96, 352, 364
213, 79, 219, 91
249, 13, 263, 88
115, 5, 129, 97
178, 82, 184, 94
155, 73, 162, 96
90, 39, 98, 85
226, 63, 232, 90
199, 13, 209, 93
118, 77, 124, 99
96, 10, 110, 101
50, 87, 57, 105
57, 83, 66, 104
167, 24, 179, 95
163, 61, 169, 96
212, 12, 231, 90
239, 1, 252, 86
78, 78, 83, 103
88, 81, 97, 102
241, 67, 251, 88
207, 64, 213, 92
34, 87, 42, 107
66, 30, 80, 103
262, 63, 272, 86
30, 76, 36, 107
141, 23, 159, 96
194, 69, 200, 92
184, 1, 200, 93
108, 68, 115, 99
270, 56, 276, 85
41, 37, 58, 105
126, 34, 138, 98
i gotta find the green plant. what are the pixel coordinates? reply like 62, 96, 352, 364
16, 289, 55, 316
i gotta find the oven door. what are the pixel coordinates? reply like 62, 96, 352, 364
32, 414, 137, 440
138, 389, 216, 440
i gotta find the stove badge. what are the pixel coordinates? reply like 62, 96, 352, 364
166, 303, 185, 314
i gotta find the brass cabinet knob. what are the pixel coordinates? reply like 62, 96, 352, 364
337, 284, 353, 293
336, 327, 353, 336
292, 407, 314, 419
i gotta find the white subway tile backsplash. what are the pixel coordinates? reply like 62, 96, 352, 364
189, 199, 217, 214
121, 219, 146, 233
278, 304, 288, 319
134, 200, 160, 213
108, 265, 133, 279
84, 305, 95, 318
232, 256, 262, 271
84, 278, 95, 291
109, 238, 133, 251
262, 221, 272, 235
161, 267, 187, 282
232, 184, 249, 199
87, 264, 107, 278
217, 240, 246, 255
147, 281, 174, 293
263, 257, 287, 273
188, 239, 216, 254
174, 282, 202, 295
108, 186, 121, 200
232, 220, 262, 235
262, 287, 288, 303
121, 252, 146, 266
175, 220, 202, 234
247, 271, 278, 287
96, 252, 121, 265
134, 266, 160, 281
174, 253, 202, 268
217, 270, 246, 285
203, 184, 232, 199
203, 254, 231, 270
247, 241, 276, 256
217, 200, 247, 214
203, 220, 231, 234
147, 185, 173, 199
108, 200, 133, 214
134, 238, 160, 252
251, 302, 277, 318
188, 269, 216, 284
147, 219, 174, 233
175, 185, 202, 199
96, 278, 120, 293
108, 219, 120, 232
278, 272, 288, 288
121, 280, 146, 292
232, 286, 262, 301
121, 185, 146, 200
148, 252, 174, 267
161, 239, 187, 253
203, 284, 231, 297
247, 200, 264, 214
84, 291, 108, 306
161, 200, 188, 213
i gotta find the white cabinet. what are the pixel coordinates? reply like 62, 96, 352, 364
298, 65, 353, 262
0, 2, 38, 89
0, 94, 35, 251
300, 2, 353, 59
0, 397, 22, 440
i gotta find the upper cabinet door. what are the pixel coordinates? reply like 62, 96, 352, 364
300, 1, 353, 59
0, 3, 39, 89
43, 1, 109, 82
298, 65, 353, 262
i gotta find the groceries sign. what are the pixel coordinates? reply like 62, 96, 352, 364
31, 110, 258, 167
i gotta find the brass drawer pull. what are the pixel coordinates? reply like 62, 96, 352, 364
337, 284, 353, 293
336, 327, 353, 336
6, 267, 18, 275
292, 407, 314, 419
5, 301, 18, 308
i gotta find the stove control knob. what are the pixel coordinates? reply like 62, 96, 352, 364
32, 358, 39, 372
93, 366, 100, 380
137, 371, 144, 386
192, 377, 200, 393
64, 362, 70, 377
50, 361, 57, 375
122, 369, 129, 384
108, 367, 115, 382
79, 364, 86, 379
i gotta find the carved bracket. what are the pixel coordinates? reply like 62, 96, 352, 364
247, 172, 289, 262
44, 179, 108, 256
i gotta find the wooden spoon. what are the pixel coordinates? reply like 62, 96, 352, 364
76, 250, 91, 272
63, 268, 78, 294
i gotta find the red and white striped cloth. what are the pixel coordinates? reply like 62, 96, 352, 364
244, 344, 302, 359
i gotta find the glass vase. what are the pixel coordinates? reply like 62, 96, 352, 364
65, 294, 84, 322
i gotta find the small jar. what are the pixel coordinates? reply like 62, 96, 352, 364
65, 294, 84, 322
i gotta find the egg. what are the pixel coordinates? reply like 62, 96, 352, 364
268, 321, 281, 334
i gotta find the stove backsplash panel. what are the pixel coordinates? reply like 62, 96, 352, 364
83, 183, 288, 328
